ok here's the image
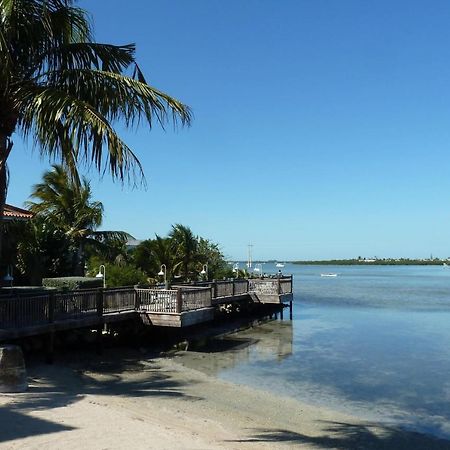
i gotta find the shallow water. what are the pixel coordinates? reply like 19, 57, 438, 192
173, 264, 450, 439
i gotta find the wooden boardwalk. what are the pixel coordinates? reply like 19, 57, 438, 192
0, 276, 293, 342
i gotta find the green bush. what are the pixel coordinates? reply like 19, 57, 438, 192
42, 276, 103, 291
99, 264, 148, 288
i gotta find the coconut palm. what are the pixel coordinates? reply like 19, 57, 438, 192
169, 224, 199, 281
0, 0, 191, 216
27, 164, 129, 274
133, 235, 177, 281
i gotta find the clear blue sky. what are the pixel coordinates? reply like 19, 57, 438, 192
7, 0, 450, 260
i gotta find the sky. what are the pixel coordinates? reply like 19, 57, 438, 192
7, 0, 450, 261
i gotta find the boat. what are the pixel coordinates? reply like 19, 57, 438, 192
444, 263, 448, 268
275, 262, 285, 268
320, 273, 337, 277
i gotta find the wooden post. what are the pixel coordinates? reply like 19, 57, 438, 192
289, 300, 293, 320
176, 289, 183, 313
134, 288, 140, 310
212, 280, 217, 299
48, 291, 55, 324
96, 288, 104, 317
96, 288, 104, 355
277, 277, 281, 295
280, 305, 284, 320
232, 279, 235, 297
46, 292, 55, 364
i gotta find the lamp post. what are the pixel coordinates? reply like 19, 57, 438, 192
158, 264, 167, 288
233, 263, 239, 279
3, 265, 13, 288
200, 263, 208, 280
95, 264, 106, 288
254, 263, 263, 279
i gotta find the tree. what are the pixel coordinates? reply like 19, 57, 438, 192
15, 216, 71, 284
169, 224, 199, 281
197, 237, 230, 280
27, 164, 129, 274
0, 0, 191, 216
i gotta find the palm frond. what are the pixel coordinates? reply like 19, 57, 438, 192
17, 84, 145, 182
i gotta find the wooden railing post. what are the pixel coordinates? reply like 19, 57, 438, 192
96, 288, 104, 317
277, 277, 281, 295
212, 280, 217, 298
48, 291, 55, 324
176, 289, 183, 313
232, 279, 235, 297
134, 288, 140, 310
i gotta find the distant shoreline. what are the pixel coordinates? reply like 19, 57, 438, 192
291, 259, 448, 266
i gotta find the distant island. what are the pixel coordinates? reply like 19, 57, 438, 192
292, 258, 450, 266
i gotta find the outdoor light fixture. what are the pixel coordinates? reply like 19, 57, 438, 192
3, 266, 13, 287
233, 263, 239, 278
254, 263, 263, 278
158, 264, 167, 286
96, 264, 106, 288
200, 263, 208, 279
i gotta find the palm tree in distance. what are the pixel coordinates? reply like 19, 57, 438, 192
169, 224, 199, 281
0, 0, 191, 215
27, 165, 130, 275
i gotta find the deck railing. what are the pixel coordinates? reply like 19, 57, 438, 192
180, 287, 211, 311
0, 293, 50, 329
103, 287, 136, 313
249, 276, 293, 295
54, 290, 98, 321
136, 289, 178, 313
214, 280, 234, 298
0, 275, 292, 334
234, 280, 249, 296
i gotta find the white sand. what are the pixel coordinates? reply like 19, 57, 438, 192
0, 349, 448, 449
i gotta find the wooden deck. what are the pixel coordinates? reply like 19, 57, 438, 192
0, 276, 293, 341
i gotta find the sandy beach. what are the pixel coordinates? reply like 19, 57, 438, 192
1, 348, 449, 449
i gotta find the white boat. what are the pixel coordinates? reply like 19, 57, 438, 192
321, 273, 337, 277
275, 262, 285, 268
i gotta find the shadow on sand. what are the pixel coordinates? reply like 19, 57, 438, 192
0, 350, 200, 444
228, 421, 450, 449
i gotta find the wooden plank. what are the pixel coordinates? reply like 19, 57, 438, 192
181, 307, 214, 327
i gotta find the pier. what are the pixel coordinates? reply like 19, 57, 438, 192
0, 276, 294, 344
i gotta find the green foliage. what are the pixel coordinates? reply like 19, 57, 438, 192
26, 165, 131, 275
42, 276, 102, 290
134, 225, 230, 282
0, 0, 191, 186
15, 216, 72, 285
86, 256, 147, 288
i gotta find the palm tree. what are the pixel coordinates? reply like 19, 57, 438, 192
0, 0, 191, 215
169, 224, 199, 281
133, 235, 176, 282
27, 164, 129, 274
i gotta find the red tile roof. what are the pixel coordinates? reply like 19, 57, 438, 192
3, 204, 33, 220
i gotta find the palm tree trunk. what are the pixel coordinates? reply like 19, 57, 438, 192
0, 133, 13, 267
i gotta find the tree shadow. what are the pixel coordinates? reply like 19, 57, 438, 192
0, 408, 74, 443
227, 421, 450, 449
1, 350, 201, 444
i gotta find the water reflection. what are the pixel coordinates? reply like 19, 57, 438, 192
172, 264, 450, 440
173, 320, 293, 377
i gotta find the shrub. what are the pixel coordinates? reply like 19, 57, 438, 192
42, 277, 103, 291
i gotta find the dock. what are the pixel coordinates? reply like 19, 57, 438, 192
0, 276, 293, 345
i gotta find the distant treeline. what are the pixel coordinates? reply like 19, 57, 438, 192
292, 259, 448, 266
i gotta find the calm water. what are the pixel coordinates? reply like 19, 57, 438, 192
174, 264, 450, 439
